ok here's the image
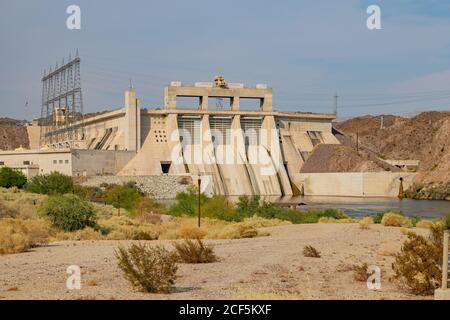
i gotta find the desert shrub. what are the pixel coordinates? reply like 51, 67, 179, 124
241, 216, 290, 228
100, 215, 159, 240
0, 167, 27, 189
353, 263, 369, 282
303, 245, 321, 258
441, 213, 450, 230
40, 194, 97, 232
213, 224, 259, 239
115, 243, 178, 293
175, 225, 207, 239
26, 172, 73, 195
410, 216, 422, 227
173, 239, 217, 263
381, 212, 412, 228
169, 187, 208, 217
392, 225, 443, 295
318, 217, 357, 224
0, 218, 49, 254
359, 217, 374, 229
0, 219, 29, 254
105, 185, 142, 214
373, 212, 384, 224
416, 220, 435, 229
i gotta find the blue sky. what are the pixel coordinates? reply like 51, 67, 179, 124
1, 0, 450, 119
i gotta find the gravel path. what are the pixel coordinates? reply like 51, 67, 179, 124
0, 223, 429, 300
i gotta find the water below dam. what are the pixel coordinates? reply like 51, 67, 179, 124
161, 195, 450, 219
272, 196, 450, 218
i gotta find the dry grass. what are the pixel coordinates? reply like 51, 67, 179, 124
233, 290, 302, 300
318, 217, 358, 224
175, 225, 207, 239
381, 212, 412, 228
378, 243, 400, 257
415, 220, 435, 229
0, 218, 50, 254
359, 217, 374, 230
173, 239, 217, 263
303, 245, 321, 258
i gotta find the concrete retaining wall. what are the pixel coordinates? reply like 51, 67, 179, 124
298, 172, 417, 197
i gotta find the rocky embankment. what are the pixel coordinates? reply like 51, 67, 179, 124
81, 175, 192, 199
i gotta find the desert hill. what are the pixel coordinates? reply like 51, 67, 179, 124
333, 111, 450, 184
0, 118, 30, 150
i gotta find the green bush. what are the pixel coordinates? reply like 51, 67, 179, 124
105, 185, 142, 214
236, 195, 261, 217
442, 213, 450, 230
202, 195, 240, 222
115, 243, 178, 293
169, 187, 208, 217
73, 185, 106, 203
169, 190, 349, 224
39, 194, 97, 231
26, 172, 73, 195
0, 167, 27, 189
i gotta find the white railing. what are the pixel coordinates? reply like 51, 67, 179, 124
443, 230, 449, 290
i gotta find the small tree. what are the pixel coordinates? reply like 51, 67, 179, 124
26, 172, 73, 195
40, 194, 97, 231
105, 185, 142, 215
0, 167, 27, 189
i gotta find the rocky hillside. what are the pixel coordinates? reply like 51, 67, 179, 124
0, 118, 30, 150
300, 144, 393, 173
334, 111, 450, 184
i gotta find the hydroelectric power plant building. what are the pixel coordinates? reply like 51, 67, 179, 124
0, 76, 348, 196
0, 59, 414, 198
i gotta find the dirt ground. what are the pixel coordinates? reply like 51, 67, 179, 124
0, 223, 431, 300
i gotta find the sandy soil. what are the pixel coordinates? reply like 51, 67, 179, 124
0, 223, 431, 300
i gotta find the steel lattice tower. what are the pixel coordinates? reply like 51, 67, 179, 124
40, 50, 84, 148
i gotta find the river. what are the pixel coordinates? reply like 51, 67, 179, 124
272, 196, 450, 218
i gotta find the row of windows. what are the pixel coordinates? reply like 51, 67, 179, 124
53, 160, 69, 164
0, 160, 69, 166
0, 161, 31, 166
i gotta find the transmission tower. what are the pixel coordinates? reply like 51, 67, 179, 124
40, 50, 84, 148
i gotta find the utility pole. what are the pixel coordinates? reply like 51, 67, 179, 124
197, 176, 201, 228
380, 115, 384, 129
333, 93, 338, 115
356, 131, 359, 153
